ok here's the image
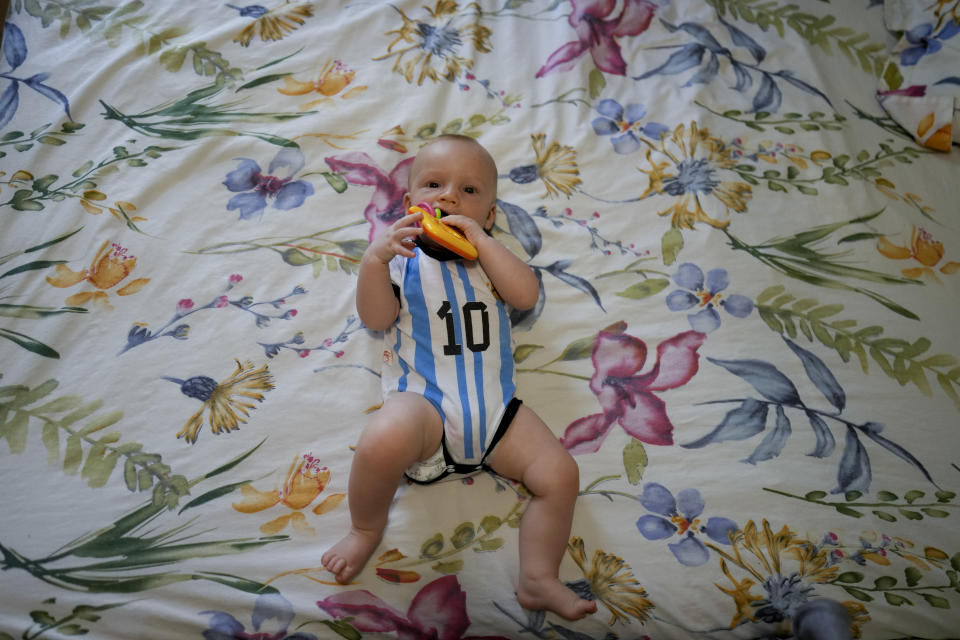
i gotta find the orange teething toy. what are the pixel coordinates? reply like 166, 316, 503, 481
407, 202, 479, 260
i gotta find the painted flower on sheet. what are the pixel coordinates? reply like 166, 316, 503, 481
223, 147, 315, 220
877, 226, 960, 282
228, 2, 314, 47
324, 151, 413, 242
536, 0, 658, 77
666, 262, 753, 332
278, 59, 368, 110
165, 359, 275, 444
374, 0, 492, 85
45, 240, 150, 308
233, 453, 345, 535
561, 324, 705, 452
638, 122, 753, 230
566, 536, 653, 624
317, 575, 511, 639
527, 133, 582, 199
202, 592, 316, 640
592, 98, 668, 153
635, 482, 738, 567
705, 520, 863, 632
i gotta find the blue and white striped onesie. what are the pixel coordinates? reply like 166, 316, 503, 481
382, 243, 519, 483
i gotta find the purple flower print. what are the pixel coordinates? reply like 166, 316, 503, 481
666, 263, 753, 333
562, 325, 705, 452
324, 152, 414, 243
317, 575, 510, 640
536, 0, 658, 77
592, 99, 668, 153
224, 147, 314, 220
635, 482, 738, 566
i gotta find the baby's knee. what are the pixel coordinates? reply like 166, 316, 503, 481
550, 450, 581, 496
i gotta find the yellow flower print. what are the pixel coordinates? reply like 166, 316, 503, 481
45, 240, 150, 309
705, 520, 865, 631
567, 537, 653, 625
531, 133, 582, 199
278, 59, 368, 110
637, 122, 752, 230
233, 453, 345, 535
166, 359, 275, 444
877, 226, 960, 282
229, 2, 313, 47
373, 0, 492, 85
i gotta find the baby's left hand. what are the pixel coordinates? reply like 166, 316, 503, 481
437, 215, 488, 248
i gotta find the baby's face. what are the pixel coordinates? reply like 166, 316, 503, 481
404, 138, 498, 230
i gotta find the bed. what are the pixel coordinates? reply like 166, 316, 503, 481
2, 0, 959, 638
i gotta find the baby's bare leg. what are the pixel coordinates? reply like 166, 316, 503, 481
486, 404, 597, 621
322, 392, 442, 584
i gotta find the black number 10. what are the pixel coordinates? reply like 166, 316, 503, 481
437, 301, 490, 355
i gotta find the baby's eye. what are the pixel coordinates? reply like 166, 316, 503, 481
427, 181, 440, 188
464, 186, 476, 194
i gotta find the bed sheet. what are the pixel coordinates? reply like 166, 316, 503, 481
877, 0, 960, 151
2, 1, 959, 638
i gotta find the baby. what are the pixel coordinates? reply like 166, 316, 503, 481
322, 135, 597, 621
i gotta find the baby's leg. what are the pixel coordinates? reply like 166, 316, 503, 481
322, 392, 442, 584
486, 404, 597, 621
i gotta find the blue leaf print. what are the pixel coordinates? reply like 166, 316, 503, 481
685, 53, 719, 86
543, 260, 604, 311
806, 410, 835, 458
730, 61, 753, 92
497, 199, 542, 258
753, 73, 782, 112
635, 43, 704, 80
773, 70, 832, 106
834, 426, 870, 493
861, 423, 938, 487
743, 405, 791, 464
783, 337, 845, 413
0, 82, 18, 129
2, 22, 27, 70
682, 398, 767, 448
24, 73, 73, 120
718, 15, 766, 63
671, 21, 727, 53
706, 357, 802, 405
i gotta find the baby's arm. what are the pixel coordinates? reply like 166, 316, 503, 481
356, 212, 424, 330
443, 215, 539, 311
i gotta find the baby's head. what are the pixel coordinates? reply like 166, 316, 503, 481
405, 135, 498, 231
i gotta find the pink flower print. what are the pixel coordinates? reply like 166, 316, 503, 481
177, 299, 194, 313
317, 575, 510, 640
536, 0, 657, 78
324, 152, 414, 242
562, 326, 705, 453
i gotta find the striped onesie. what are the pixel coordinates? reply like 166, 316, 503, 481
382, 243, 520, 483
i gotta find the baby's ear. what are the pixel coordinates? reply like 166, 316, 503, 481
484, 203, 497, 230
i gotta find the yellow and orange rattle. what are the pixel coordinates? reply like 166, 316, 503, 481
406, 202, 479, 260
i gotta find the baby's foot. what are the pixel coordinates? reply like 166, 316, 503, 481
321, 527, 381, 584
517, 576, 598, 621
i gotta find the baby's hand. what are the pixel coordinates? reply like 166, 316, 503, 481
437, 214, 488, 249
368, 212, 423, 263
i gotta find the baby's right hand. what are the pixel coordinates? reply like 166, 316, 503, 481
368, 211, 423, 264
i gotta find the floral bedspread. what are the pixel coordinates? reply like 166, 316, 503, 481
2, 1, 959, 638
877, 0, 960, 151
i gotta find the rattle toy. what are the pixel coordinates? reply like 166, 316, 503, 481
407, 202, 479, 260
